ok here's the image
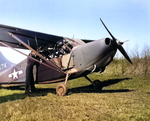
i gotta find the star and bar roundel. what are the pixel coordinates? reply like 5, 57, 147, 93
8, 68, 23, 81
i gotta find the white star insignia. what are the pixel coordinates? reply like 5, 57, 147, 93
8, 68, 23, 80
12, 69, 18, 80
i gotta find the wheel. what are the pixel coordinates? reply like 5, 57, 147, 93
56, 83, 68, 96
93, 80, 102, 91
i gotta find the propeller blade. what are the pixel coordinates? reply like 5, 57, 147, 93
100, 18, 116, 41
117, 45, 133, 64
100, 18, 132, 64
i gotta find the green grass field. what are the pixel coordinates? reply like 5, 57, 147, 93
0, 61, 150, 120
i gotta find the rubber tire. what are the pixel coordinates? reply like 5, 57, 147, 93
93, 80, 102, 91
56, 83, 68, 96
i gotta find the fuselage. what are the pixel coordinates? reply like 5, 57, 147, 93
0, 38, 117, 84
69, 38, 117, 77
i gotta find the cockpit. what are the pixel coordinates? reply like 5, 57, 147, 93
38, 38, 85, 70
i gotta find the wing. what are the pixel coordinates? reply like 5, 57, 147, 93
0, 24, 63, 50
0, 24, 67, 74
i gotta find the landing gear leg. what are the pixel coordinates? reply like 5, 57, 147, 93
84, 75, 96, 86
56, 72, 69, 96
84, 75, 102, 91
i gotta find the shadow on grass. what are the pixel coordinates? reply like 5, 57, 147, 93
68, 78, 133, 94
0, 78, 132, 103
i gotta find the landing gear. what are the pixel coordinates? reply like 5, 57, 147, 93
56, 72, 69, 96
56, 83, 68, 96
93, 80, 102, 91
84, 75, 102, 91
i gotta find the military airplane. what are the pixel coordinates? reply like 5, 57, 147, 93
0, 19, 132, 96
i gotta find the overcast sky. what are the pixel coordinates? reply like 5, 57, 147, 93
0, 0, 149, 63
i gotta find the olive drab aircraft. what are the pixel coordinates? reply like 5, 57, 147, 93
0, 19, 132, 96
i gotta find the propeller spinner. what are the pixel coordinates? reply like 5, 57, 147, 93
100, 19, 133, 64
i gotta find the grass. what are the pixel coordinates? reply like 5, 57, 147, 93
0, 62, 150, 120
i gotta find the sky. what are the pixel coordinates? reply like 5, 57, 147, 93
0, 0, 149, 63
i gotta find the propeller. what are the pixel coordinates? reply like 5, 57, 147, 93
100, 18, 132, 64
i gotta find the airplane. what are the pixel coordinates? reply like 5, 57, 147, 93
0, 19, 132, 96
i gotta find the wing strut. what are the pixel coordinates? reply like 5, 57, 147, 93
0, 41, 60, 70
8, 32, 66, 74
